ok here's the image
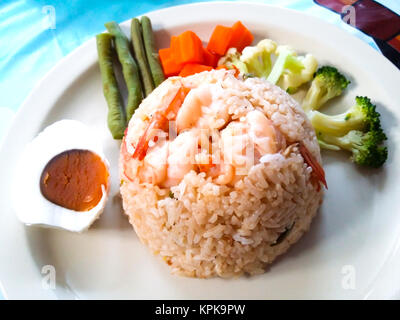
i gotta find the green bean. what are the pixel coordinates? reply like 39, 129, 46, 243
131, 18, 155, 96
140, 16, 165, 87
105, 21, 143, 121
96, 33, 126, 140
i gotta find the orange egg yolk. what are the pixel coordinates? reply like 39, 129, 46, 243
40, 149, 109, 211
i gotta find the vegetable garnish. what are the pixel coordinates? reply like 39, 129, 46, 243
105, 22, 143, 122
312, 96, 388, 168
159, 47, 183, 77
131, 18, 155, 97
96, 34, 127, 140
228, 21, 254, 53
172, 31, 204, 65
207, 25, 234, 56
140, 16, 165, 87
133, 86, 191, 160
298, 141, 327, 191
158, 21, 254, 78
202, 48, 220, 68
302, 66, 350, 112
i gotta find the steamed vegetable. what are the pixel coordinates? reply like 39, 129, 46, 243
172, 31, 204, 65
311, 96, 387, 168
159, 47, 182, 76
240, 39, 277, 78
267, 45, 318, 91
227, 21, 254, 52
202, 47, 219, 68
96, 33, 126, 139
309, 96, 383, 136
302, 66, 350, 112
105, 21, 143, 121
218, 48, 248, 74
318, 130, 387, 168
207, 25, 234, 56
131, 18, 154, 96
140, 16, 165, 87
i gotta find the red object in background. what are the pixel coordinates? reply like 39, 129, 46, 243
314, 0, 400, 41
352, 0, 400, 40
314, 0, 400, 68
314, 0, 358, 13
388, 35, 400, 52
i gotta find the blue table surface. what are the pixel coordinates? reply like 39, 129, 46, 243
0, 0, 399, 299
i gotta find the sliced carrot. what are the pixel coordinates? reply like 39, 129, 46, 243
202, 47, 220, 67
179, 63, 213, 77
228, 21, 254, 52
207, 25, 233, 56
171, 31, 204, 65
159, 47, 182, 77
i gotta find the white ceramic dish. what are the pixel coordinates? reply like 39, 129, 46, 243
1, 2, 400, 299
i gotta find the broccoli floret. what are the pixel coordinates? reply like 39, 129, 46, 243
302, 66, 350, 112
266, 45, 318, 91
238, 39, 277, 78
308, 96, 382, 136
218, 47, 248, 74
317, 129, 387, 168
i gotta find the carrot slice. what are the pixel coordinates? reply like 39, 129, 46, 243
171, 31, 204, 65
159, 47, 182, 77
202, 47, 220, 67
179, 63, 213, 77
228, 21, 254, 52
207, 25, 233, 56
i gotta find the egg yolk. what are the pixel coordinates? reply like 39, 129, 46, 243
40, 149, 109, 212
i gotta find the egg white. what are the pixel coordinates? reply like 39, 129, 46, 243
12, 120, 110, 232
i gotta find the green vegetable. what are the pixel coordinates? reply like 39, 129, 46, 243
267, 45, 317, 91
302, 66, 350, 112
317, 130, 387, 168
309, 96, 382, 136
105, 21, 143, 121
131, 18, 155, 96
140, 16, 165, 87
96, 33, 127, 139
239, 39, 277, 77
218, 47, 248, 74
313, 96, 387, 168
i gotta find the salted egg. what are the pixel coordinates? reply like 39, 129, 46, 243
12, 120, 110, 232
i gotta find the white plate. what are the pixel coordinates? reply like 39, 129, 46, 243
1, 2, 400, 299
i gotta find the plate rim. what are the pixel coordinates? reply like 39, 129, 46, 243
1, 1, 400, 299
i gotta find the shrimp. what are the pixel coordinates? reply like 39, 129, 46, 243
246, 110, 285, 156
133, 85, 190, 160
298, 141, 327, 191
176, 85, 230, 133
220, 110, 285, 176
161, 130, 199, 188
176, 86, 211, 133
137, 141, 168, 185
